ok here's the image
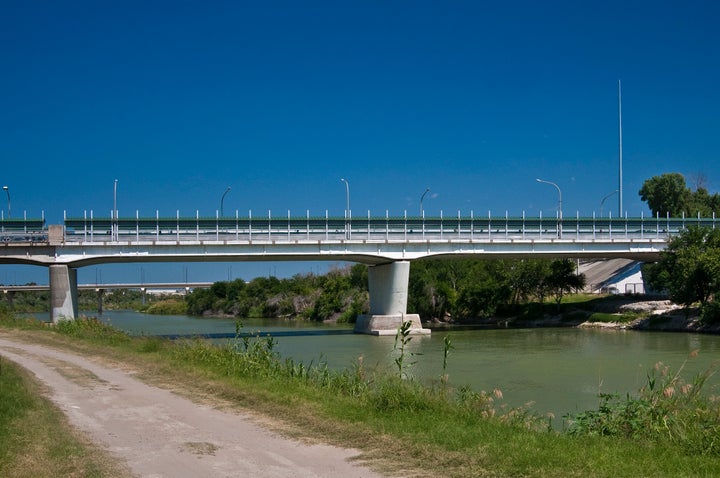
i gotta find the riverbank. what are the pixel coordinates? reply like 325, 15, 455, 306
1, 315, 719, 477
432, 297, 720, 335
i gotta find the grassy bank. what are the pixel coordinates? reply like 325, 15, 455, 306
0, 351, 130, 477
1, 314, 719, 477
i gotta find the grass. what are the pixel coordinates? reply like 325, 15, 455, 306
0, 354, 130, 478
1, 314, 719, 477
586, 312, 638, 323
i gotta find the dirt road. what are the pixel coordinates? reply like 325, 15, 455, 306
0, 336, 382, 477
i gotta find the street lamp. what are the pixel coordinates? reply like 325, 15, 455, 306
340, 178, 350, 218
2, 186, 10, 218
220, 186, 231, 216
420, 187, 430, 216
600, 190, 618, 217
536, 178, 562, 219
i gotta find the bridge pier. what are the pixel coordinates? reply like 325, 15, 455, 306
96, 288, 105, 316
3, 290, 14, 308
354, 261, 430, 336
49, 264, 78, 322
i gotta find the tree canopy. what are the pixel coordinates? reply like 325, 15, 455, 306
644, 226, 720, 308
639, 173, 720, 217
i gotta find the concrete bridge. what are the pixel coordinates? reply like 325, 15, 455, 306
1, 211, 715, 334
0, 282, 213, 316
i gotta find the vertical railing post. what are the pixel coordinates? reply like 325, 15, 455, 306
539, 210, 543, 239
487, 210, 491, 239
90, 210, 94, 242
592, 211, 596, 239
136, 210, 139, 242
471, 210, 474, 241
576, 211, 579, 240
196, 210, 200, 241
287, 209, 291, 242
367, 210, 371, 240
440, 210, 443, 240
641, 211, 644, 239
176, 210, 180, 242
307, 210, 310, 241
385, 210, 389, 241
155, 210, 159, 241
268, 210, 271, 241
458, 210, 461, 239
404, 210, 408, 241
625, 211, 628, 237
249, 209, 253, 242
216, 210, 219, 241
505, 210, 509, 239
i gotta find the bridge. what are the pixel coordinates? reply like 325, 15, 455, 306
1, 210, 715, 334
0, 282, 214, 316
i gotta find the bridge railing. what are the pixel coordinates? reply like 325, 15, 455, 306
0, 218, 47, 243
61, 211, 718, 243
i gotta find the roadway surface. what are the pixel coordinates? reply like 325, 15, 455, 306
0, 335, 381, 478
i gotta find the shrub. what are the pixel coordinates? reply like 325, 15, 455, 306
700, 301, 720, 325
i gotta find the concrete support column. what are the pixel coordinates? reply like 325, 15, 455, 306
3, 290, 14, 308
354, 261, 430, 335
96, 288, 105, 316
49, 265, 78, 322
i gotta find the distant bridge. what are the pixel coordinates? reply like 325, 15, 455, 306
0, 282, 214, 292
1, 211, 716, 333
0, 282, 215, 319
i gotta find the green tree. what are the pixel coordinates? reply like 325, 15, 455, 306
645, 226, 720, 308
639, 173, 720, 217
639, 173, 691, 217
545, 259, 586, 311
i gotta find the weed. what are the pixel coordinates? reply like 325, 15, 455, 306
564, 351, 720, 454
393, 320, 421, 380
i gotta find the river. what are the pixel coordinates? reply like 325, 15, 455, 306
88, 310, 720, 427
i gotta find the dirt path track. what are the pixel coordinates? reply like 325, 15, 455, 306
0, 336, 382, 478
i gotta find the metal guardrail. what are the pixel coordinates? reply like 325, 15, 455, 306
61, 211, 718, 243
0, 218, 47, 243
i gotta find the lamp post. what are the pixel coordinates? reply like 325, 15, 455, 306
220, 186, 231, 216
536, 178, 562, 219
2, 186, 10, 218
600, 190, 618, 217
420, 187, 430, 216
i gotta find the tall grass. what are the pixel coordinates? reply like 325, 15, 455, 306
3, 312, 720, 476
565, 351, 720, 454
0, 353, 129, 477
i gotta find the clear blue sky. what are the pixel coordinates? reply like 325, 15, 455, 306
2, 1, 719, 285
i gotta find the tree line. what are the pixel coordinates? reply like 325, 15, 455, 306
184, 258, 586, 322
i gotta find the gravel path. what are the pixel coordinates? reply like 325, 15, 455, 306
0, 336, 382, 478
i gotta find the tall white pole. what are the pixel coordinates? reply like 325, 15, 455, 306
618, 80, 623, 217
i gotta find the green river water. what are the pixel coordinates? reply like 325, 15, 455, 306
91, 310, 720, 426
